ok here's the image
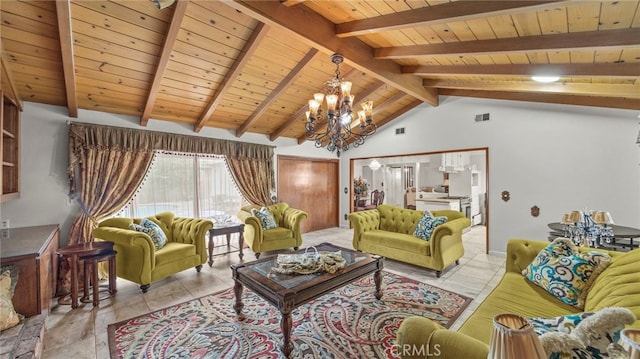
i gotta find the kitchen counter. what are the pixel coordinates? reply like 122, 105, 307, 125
415, 197, 461, 212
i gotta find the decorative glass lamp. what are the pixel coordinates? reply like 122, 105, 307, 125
487, 314, 546, 359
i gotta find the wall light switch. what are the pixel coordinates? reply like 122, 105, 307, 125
1, 220, 8, 229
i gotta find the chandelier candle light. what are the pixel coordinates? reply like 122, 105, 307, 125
305, 53, 376, 157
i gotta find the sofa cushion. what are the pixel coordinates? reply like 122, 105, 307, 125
413, 212, 447, 241
585, 249, 640, 321
252, 207, 278, 230
529, 307, 636, 359
522, 238, 611, 309
458, 272, 580, 344
154, 242, 197, 266
361, 230, 430, 256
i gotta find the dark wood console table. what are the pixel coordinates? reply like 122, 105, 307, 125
0, 224, 59, 317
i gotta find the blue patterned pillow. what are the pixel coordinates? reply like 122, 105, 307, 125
129, 218, 168, 250
413, 212, 447, 241
529, 308, 634, 359
522, 238, 611, 309
251, 207, 277, 230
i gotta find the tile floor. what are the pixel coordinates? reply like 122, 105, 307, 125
42, 225, 504, 358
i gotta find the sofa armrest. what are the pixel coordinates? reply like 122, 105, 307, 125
429, 217, 470, 268
348, 210, 380, 249
172, 217, 213, 263
505, 238, 550, 274
397, 316, 488, 359
237, 209, 264, 244
93, 226, 156, 269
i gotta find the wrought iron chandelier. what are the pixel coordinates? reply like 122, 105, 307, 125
304, 53, 376, 157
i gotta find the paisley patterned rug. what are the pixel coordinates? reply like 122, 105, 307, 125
108, 271, 471, 359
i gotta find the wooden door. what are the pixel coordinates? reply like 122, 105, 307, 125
277, 155, 339, 233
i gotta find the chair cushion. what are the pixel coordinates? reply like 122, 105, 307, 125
155, 242, 197, 266
0, 266, 21, 331
252, 207, 278, 230
263, 227, 294, 241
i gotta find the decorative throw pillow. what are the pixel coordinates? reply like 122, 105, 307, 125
413, 212, 447, 241
522, 238, 611, 309
129, 218, 167, 250
529, 307, 636, 359
0, 267, 21, 331
251, 207, 278, 231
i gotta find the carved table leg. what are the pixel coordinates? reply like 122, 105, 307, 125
208, 231, 214, 267
281, 310, 293, 357
374, 269, 383, 300
233, 281, 244, 314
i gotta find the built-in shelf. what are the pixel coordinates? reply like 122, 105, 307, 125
2, 96, 20, 202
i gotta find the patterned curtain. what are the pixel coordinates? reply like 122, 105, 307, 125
66, 121, 275, 235
225, 156, 274, 206
63, 122, 275, 293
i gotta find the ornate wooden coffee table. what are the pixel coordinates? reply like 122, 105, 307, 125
230, 243, 384, 357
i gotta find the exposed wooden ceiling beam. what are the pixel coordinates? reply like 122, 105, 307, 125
280, 0, 306, 7
439, 89, 640, 111
424, 79, 640, 99
140, 0, 188, 127
236, 48, 319, 138
371, 92, 407, 115
55, 0, 78, 118
336, 1, 563, 38
297, 80, 386, 144
225, 0, 439, 106
403, 63, 640, 77
1, 56, 22, 111
194, 22, 269, 133
375, 28, 640, 59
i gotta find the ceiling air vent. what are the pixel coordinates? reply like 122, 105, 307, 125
475, 113, 490, 122
395, 127, 405, 135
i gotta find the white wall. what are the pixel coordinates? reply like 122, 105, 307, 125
3, 99, 639, 252
0, 102, 333, 245
340, 97, 640, 254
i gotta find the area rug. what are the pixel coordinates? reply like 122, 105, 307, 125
108, 271, 471, 358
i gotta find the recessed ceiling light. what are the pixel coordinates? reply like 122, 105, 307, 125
532, 75, 560, 83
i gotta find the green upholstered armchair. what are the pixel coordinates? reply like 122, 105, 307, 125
237, 203, 308, 259
92, 212, 213, 293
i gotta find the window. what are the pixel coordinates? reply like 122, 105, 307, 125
118, 152, 247, 219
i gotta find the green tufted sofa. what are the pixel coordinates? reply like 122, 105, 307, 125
348, 204, 471, 277
237, 202, 308, 259
396, 238, 640, 359
93, 212, 212, 293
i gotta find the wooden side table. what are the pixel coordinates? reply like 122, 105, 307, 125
207, 223, 245, 267
56, 241, 116, 308
80, 249, 117, 306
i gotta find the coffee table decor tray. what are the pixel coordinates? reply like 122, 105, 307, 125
271, 247, 346, 275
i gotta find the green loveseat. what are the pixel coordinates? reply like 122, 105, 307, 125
396, 239, 640, 358
93, 212, 212, 293
237, 203, 308, 259
348, 204, 471, 277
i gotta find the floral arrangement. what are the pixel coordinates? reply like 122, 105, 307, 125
353, 176, 369, 196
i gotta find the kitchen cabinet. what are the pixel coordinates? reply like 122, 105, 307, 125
439, 152, 468, 172
416, 198, 460, 212
0, 225, 59, 317
2, 96, 20, 202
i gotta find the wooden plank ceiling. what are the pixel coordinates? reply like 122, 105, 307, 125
1, 0, 639, 143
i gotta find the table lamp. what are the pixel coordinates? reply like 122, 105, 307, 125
569, 210, 584, 224
593, 211, 614, 225
487, 313, 546, 359
620, 328, 640, 359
